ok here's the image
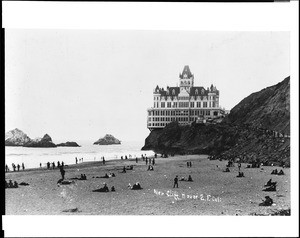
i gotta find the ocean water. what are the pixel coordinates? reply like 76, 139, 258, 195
5, 141, 154, 170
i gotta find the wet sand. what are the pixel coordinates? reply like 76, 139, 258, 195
5, 155, 290, 215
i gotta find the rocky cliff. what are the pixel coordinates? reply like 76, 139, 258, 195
142, 76, 290, 166
94, 134, 121, 145
227, 76, 290, 134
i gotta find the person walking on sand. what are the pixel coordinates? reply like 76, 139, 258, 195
173, 175, 179, 188
60, 166, 65, 180
22, 163, 25, 171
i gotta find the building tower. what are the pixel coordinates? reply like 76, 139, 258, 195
179, 65, 194, 93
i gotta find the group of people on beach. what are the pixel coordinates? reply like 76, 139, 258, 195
5, 180, 19, 188
75, 157, 84, 164
6, 163, 25, 172
46, 161, 65, 170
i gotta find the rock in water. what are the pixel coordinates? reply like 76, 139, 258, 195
5, 128, 32, 146
56, 141, 80, 147
94, 134, 121, 145
24, 134, 57, 148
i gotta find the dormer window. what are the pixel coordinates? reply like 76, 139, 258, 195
201, 89, 204, 94
172, 89, 175, 95
195, 89, 198, 95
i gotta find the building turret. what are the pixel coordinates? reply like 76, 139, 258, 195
179, 65, 194, 93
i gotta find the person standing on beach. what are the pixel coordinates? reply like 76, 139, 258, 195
47, 162, 50, 169
5, 164, 9, 172
61, 161, 64, 167
60, 166, 65, 180
12, 163, 16, 172
173, 175, 179, 188
52, 162, 55, 169
22, 163, 25, 171
75, 157, 78, 164
146, 157, 148, 165
136, 157, 138, 163
238, 163, 241, 171
40, 163, 42, 168
17, 164, 20, 172
152, 158, 155, 165
103, 157, 105, 165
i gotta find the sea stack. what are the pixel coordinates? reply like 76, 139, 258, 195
94, 134, 121, 145
56, 141, 80, 147
5, 128, 32, 146
24, 134, 57, 148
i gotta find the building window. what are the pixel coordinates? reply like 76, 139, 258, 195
167, 102, 171, 108
172, 89, 175, 95
195, 89, 198, 95
201, 89, 204, 94
203, 102, 207, 108
173, 102, 177, 108
206, 111, 210, 116
161, 102, 165, 108
197, 102, 201, 108
190, 102, 194, 108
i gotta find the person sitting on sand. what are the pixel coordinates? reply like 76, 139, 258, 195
13, 181, 18, 188
179, 177, 186, 181
147, 165, 154, 171
259, 196, 273, 206
237, 172, 244, 177
223, 168, 230, 172
271, 169, 278, 175
131, 182, 142, 190
101, 173, 109, 178
263, 184, 276, 192
9, 180, 13, 188
111, 186, 115, 192
265, 179, 273, 187
188, 175, 193, 182
278, 169, 284, 175
126, 165, 133, 170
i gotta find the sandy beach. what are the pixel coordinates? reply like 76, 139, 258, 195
5, 155, 290, 215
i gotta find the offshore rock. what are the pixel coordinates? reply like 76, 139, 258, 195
94, 134, 121, 145
24, 134, 57, 148
5, 128, 32, 146
56, 141, 80, 147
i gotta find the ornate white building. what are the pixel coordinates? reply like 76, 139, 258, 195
147, 65, 225, 130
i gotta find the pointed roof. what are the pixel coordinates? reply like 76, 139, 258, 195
180, 65, 193, 79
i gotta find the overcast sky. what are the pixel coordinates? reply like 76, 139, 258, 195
5, 30, 289, 142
